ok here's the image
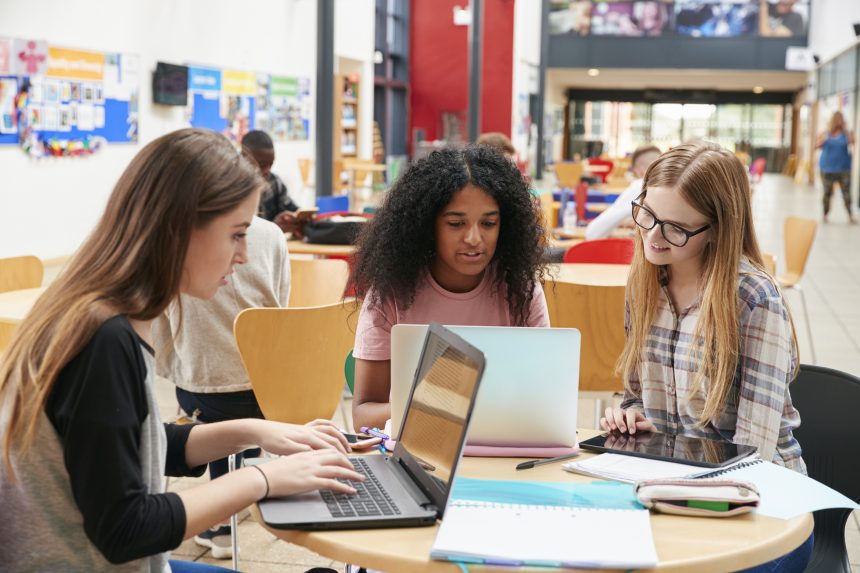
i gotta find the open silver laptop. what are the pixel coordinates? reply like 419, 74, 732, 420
256, 322, 485, 530
391, 325, 580, 448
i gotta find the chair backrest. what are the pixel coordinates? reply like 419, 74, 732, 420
537, 192, 556, 231
315, 194, 350, 213
234, 303, 359, 424
761, 252, 777, 276
554, 162, 583, 189
0, 319, 17, 355
288, 258, 350, 307
297, 158, 312, 187
0, 256, 44, 294
563, 238, 635, 264
790, 365, 860, 503
750, 157, 766, 176
783, 216, 817, 278
543, 280, 626, 392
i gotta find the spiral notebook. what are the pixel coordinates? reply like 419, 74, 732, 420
565, 454, 859, 520
431, 501, 658, 569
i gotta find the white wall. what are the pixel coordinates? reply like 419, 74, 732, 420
807, 0, 860, 64
512, 0, 542, 170
0, 0, 375, 259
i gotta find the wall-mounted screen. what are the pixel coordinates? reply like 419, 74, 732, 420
674, 0, 759, 37
591, 1, 673, 37
153, 62, 188, 106
760, 0, 809, 37
549, 1, 592, 36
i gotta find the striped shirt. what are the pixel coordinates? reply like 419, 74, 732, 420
620, 258, 806, 474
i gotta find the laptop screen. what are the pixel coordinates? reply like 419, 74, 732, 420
395, 323, 484, 510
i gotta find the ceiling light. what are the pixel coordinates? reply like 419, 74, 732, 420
753, 86, 764, 94
587, 68, 600, 77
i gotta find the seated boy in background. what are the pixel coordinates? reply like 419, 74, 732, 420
242, 129, 303, 234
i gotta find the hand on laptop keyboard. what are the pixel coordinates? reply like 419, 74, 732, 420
252, 419, 351, 455
320, 458, 402, 518
258, 450, 365, 499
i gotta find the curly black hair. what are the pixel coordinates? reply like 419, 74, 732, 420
351, 145, 547, 326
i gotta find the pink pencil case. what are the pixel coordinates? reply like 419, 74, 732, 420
635, 478, 760, 518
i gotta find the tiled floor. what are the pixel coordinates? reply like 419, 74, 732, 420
56, 173, 860, 571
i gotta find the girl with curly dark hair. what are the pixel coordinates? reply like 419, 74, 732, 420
350, 145, 550, 431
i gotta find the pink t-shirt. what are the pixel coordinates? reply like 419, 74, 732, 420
353, 271, 550, 361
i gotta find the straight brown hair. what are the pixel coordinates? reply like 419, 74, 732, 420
1, 128, 266, 475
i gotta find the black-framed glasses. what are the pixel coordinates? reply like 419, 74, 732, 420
630, 200, 710, 247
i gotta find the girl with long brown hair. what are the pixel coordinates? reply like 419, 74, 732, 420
0, 128, 361, 573
600, 141, 812, 570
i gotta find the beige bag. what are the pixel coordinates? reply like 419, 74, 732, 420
635, 478, 760, 517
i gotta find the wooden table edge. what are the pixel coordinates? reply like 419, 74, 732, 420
251, 497, 813, 573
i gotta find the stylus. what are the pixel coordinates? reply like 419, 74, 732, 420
516, 453, 580, 470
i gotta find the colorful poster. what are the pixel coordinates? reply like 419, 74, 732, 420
0, 77, 17, 134
12, 39, 48, 76
46, 46, 104, 81
222, 69, 256, 96
0, 39, 12, 74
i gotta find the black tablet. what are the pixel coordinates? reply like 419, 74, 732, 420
579, 431, 757, 468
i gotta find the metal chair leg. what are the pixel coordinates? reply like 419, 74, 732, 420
228, 453, 239, 571
795, 285, 817, 364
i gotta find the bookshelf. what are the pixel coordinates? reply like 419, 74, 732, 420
334, 74, 359, 164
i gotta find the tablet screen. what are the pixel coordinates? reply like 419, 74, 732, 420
579, 431, 757, 468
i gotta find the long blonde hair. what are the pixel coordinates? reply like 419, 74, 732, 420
1, 128, 266, 474
617, 141, 796, 424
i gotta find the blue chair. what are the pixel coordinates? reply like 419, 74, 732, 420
316, 194, 349, 213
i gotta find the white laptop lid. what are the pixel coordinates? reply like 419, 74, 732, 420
390, 325, 580, 448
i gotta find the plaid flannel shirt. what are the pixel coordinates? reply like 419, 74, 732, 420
620, 258, 806, 474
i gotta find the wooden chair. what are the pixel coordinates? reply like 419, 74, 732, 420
761, 252, 777, 276
543, 280, 626, 427
777, 216, 818, 363
553, 162, 583, 190
537, 192, 556, 231
288, 258, 350, 307
0, 319, 17, 355
234, 303, 358, 424
297, 158, 313, 191
0, 256, 43, 294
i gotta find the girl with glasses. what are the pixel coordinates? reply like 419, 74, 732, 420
601, 140, 804, 473
600, 141, 811, 571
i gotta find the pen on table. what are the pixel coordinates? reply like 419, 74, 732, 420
516, 452, 580, 471
360, 426, 390, 440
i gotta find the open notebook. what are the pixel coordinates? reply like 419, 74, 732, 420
431, 477, 658, 569
564, 454, 859, 520
431, 501, 658, 569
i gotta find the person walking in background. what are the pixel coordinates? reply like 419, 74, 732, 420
817, 111, 856, 224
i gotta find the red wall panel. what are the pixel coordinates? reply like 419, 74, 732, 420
410, 0, 514, 149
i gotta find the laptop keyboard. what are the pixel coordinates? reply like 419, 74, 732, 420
320, 457, 402, 518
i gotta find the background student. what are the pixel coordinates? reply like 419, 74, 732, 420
0, 128, 361, 573
600, 141, 812, 571
241, 129, 305, 233
349, 146, 550, 433
585, 144, 661, 240
152, 215, 290, 559
816, 111, 856, 223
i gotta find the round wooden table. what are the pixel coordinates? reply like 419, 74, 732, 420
254, 431, 812, 573
287, 239, 357, 258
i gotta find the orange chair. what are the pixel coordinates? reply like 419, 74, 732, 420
563, 238, 635, 264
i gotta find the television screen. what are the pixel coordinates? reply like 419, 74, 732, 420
760, 0, 809, 37
674, 0, 759, 37
548, 1, 592, 35
153, 62, 188, 106
591, 1, 673, 37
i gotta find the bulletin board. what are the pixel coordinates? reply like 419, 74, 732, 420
0, 38, 139, 153
187, 65, 310, 142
